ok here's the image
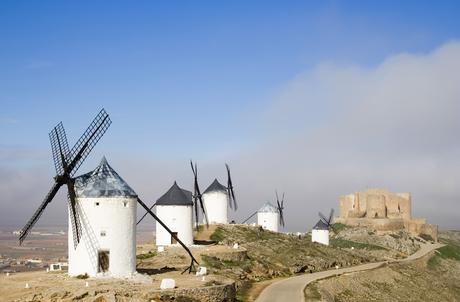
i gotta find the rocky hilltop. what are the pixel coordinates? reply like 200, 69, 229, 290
304, 230, 460, 301
0, 224, 445, 302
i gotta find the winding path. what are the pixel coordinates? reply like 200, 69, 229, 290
255, 243, 444, 302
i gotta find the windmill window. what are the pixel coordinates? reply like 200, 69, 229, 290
95, 202, 100, 206
123, 201, 128, 207
100, 231, 106, 237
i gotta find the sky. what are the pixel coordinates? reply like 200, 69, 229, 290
1, 1, 460, 231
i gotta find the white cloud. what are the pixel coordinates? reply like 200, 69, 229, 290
2, 41, 460, 232
231, 41, 460, 230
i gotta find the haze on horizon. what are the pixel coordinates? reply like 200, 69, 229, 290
1, 1, 459, 232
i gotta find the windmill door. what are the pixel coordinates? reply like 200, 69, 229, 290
171, 232, 178, 244
98, 250, 110, 272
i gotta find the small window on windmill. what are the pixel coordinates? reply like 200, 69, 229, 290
123, 201, 128, 207
100, 230, 106, 237
95, 202, 100, 206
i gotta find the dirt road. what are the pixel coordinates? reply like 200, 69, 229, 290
255, 243, 444, 302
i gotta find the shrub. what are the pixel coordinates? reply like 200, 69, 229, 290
330, 238, 387, 250
136, 251, 156, 259
210, 227, 225, 242
419, 234, 434, 242
75, 273, 89, 279
331, 223, 348, 233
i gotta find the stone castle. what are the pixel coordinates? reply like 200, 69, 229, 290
335, 189, 438, 241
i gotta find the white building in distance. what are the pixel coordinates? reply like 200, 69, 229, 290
257, 202, 279, 232
202, 179, 228, 224
312, 220, 329, 246
69, 157, 137, 277
155, 182, 194, 246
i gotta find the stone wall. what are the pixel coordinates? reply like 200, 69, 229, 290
335, 217, 406, 231
337, 189, 437, 241
339, 189, 411, 220
405, 219, 438, 241
144, 281, 236, 302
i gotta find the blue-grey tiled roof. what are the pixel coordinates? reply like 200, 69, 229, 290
258, 202, 278, 213
74, 157, 137, 198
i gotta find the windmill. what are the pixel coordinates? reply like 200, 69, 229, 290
190, 160, 208, 230
19, 109, 199, 274
312, 208, 334, 246
200, 163, 237, 224
137, 160, 208, 228
242, 191, 286, 232
19, 109, 112, 249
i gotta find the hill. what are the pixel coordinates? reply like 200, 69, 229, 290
304, 230, 460, 301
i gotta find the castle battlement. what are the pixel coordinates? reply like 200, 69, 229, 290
335, 189, 438, 241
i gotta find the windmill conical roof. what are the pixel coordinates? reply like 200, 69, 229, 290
313, 219, 329, 230
258, 202, 278, 213
74, 156, 137, 198
156, 182, 193, 206
203, 178, 227, 194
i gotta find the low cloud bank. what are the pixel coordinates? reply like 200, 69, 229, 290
2, 42, 459, 231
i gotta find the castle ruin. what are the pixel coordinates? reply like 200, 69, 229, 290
335, 189, 438, 241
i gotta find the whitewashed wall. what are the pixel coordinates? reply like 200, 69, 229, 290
202, 191, 228, 224
68, 197, 137, 277
312, 229, 329, 245
257, 212, 279, 232
155, 205, 193, 246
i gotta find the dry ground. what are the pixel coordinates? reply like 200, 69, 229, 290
304, 231, 460, 302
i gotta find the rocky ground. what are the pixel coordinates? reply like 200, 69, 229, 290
1, 224, 444, 302
331, 223, 421, 259
1, 269, 235, 302
304, 231, 460, 302
1, 243, 236, 302
198, 224, 418, 301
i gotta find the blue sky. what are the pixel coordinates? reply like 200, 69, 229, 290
2, 1, 459, 153
1, 1, 460, 229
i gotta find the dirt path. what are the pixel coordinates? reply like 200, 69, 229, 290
254, 243, 444, 302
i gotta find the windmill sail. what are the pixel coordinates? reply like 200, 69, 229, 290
19, 109, 111, 248
225, 163, 237, 210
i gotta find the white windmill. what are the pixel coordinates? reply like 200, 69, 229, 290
243, 192, 286, 233
155, 182, 194, 247
200, 164, 237, 225
70, 156, 138, 277
312, 209, 334, 246
19, 109, 201, 275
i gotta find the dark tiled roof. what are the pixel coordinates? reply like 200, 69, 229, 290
203, 178, 227, 194
313, 219, 329, 230
156, 182, 193, 206
74, 157, 137, 198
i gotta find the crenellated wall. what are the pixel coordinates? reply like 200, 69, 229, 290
337, 189, 437, 241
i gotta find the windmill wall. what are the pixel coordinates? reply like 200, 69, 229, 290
336, 189, 437, 241
156, 205, 194, 246
68, 197, 137, 277
257, 212, 279, 232
312, 229, 329, 245
202, 191, 228, 224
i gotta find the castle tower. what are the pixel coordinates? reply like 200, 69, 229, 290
69, 157, 137, 277
155, 182, 194, 246
366, 193, 387, 218
202, 179, 229, 224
